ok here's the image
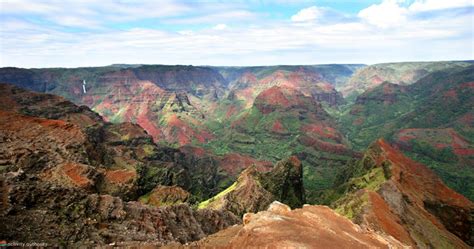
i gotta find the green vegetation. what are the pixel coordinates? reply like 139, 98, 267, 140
404, 150, 474, 201
340, 66, 474, 150
198, 181, 238, 209
334, 191, 369, 220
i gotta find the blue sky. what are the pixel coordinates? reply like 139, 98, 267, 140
0, 0, 473, 68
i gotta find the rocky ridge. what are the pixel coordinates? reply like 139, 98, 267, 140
330, 139, 473, 248
189, 201, 407, 248
197, 156, 305, 217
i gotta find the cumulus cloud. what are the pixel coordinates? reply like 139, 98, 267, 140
213, 24, 228, 30
291, 6, 324, 22
358, 0, 473, 28
358, 0, 408, 28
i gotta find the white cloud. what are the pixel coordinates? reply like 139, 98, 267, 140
358, 0, 408, 28
213, 24, 228, 30
166, 10, 257, 25
358, 0, 473, 29
291, 6, 323, 22
408, 0, 473, 12
0, 0, 192, 28
0, 0, 472, 67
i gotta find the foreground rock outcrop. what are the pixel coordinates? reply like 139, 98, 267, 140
1, 171, 239, 247
190, 201, 406, 248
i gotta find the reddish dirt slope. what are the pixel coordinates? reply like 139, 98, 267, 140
338, 139, 473, 248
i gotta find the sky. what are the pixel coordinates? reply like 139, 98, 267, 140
0, 0, 473, 68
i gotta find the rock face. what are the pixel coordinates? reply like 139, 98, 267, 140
191, 201, 406, 248
139, 185, 190, 207
0, 83, 240, 246
198, 156, 305, 217
330, 139, 473, 248
198, 166, 275, 218
260, 156, 305, 208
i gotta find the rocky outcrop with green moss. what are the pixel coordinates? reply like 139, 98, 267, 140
260, 156, 305, 208
198, 156, 305, 217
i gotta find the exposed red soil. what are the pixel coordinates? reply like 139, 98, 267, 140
453, 148, 474, 156
260, 70, 286, 85
459, 81, 474, 88
394, 128, 473, 157
254, 85, 317, 115
256, 86, 291, 110
0, 111, 86, 145
397, 134, 415, 142
366, 191, 414, 246
60, 162, 92, 188
316, 82, 334, 92
225, 105, 238, 119
434, 143, 449, 149
165, 114, 213, 145
235, 88, 255, 104
287, 156, 301, 170
298, 135, 350, 155
271, 120, 285, 133
219, 153, 273, 176
371, 75, 384, 85
458, 113, 473, 125
240, 72, 258, 84
301, 124, 340, 140
443, 89, 458, 98
104, 169, 136, 184
378, 139, 471, 207
179, 146, 207, 157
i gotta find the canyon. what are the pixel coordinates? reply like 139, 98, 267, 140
0, 61, 473, 247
